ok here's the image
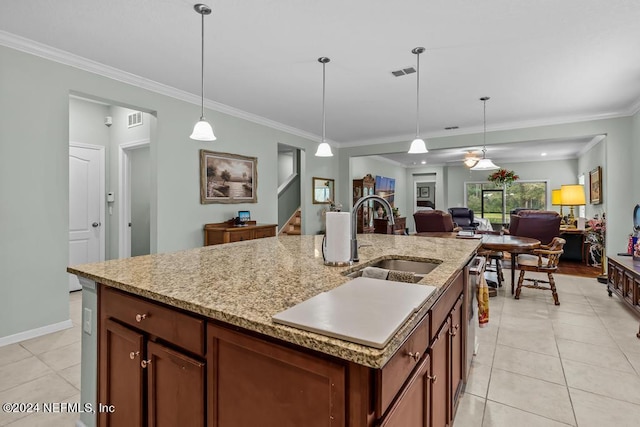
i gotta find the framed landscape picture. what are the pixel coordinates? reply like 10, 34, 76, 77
589, 166, 602, 205
200, 150, 257, 204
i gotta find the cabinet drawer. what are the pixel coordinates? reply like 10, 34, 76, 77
228, 229, 253, 242
102, 286, 205, 356
254, 227, 276, 239
376, 312, 429, 417
430, 271, 463, 338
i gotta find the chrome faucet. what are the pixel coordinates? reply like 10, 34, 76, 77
351, 195, 395, 262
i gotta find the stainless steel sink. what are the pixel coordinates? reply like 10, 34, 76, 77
344, 258, 441, 283
370, 259, 440, 275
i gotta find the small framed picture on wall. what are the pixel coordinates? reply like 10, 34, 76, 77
420, 187, 430, 198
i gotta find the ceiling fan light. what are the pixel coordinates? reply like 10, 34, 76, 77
463, 157, 479, 168
190, 118, 216, 141
470, 158, 500, 171
408, 138, 428, 154
315, 141, 333, 157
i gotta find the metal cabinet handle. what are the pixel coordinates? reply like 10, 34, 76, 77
129, 351, 140, 360
407, 351, 420, 362
135, 313, 147, 322
428, 375, 437, 384
449, 324, 460, 337
141, 359, 152, 368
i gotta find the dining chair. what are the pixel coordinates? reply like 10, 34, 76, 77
514, 237, 566, 305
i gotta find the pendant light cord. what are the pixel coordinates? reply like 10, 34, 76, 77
200, 11, 205, 119
322, 60, 326, 143
415, 51, 420, 138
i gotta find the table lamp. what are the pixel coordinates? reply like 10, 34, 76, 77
551, 189, 564, 216
560, 184, 586, 225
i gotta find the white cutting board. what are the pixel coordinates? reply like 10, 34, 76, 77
272, 277, 437, 349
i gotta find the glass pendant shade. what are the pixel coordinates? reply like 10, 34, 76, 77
190, 118, 216, 141
470, 158, 500, 171
408, 138, 428, 154
315, 141, 333, 157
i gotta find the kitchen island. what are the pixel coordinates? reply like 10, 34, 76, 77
69, 234, 479, 427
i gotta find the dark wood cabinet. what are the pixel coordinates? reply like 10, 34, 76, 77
207, 324, 345, 427
373, 217, 407, 235
379, 354, 432, 427
100, 319, 144, 427
99, 287, 207, 426
353, 175, 375, 233
430, 320, 450, 427
203, 220, 277, 246
449, 295, 464, 418
607, 256, 640, 338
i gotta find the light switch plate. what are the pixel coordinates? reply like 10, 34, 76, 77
83, 308, 92, 334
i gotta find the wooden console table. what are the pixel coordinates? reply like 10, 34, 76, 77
607, 256, 640, 338
204, 220, 277, 246
373, 216, 407, 235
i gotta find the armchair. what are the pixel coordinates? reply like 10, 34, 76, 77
414, 210, 461, 233
508, 210, 561, 245
448, 207, 479, 231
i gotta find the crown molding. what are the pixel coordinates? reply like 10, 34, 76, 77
0, 31, 337, 146
577, 135, 606, 157
341, 109, 636, 149
629, 96, 640, 116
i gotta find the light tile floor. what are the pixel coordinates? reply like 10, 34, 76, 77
454, 272, 640, 427
2, 275, 640, 426
0, 291, 82, 426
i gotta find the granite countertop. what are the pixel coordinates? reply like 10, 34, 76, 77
68, 234, 479, 368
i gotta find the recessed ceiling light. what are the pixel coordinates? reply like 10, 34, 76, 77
421, 160, 426, 165
541, 152, 547, 156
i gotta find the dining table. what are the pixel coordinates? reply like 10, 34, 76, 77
415, 232, 541, 294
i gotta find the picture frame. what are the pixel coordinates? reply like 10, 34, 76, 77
200, 150, 257, 204
589, 166, 602, 205
419, 187, 430, 198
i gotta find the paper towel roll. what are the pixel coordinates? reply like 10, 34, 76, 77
325, 212, 351, 263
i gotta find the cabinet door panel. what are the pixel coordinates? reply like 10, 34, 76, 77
100, 319, 144, 427
430, 320, 450, 427
450, 295, 464, 416
147, 341, 205, 427
379, 354, 431, 427
208, 324, 345, 427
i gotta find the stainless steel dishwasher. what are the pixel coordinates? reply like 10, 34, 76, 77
466, 256, 486, 378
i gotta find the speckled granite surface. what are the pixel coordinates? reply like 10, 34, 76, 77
68, 234, 479, 368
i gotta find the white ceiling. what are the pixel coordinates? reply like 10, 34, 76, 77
1, 0, 639, 153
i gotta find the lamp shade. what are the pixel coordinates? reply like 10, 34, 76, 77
315, 141, 333, 157
408, 138, 428, 154
551, 189, 562, 206
190, 119, 216, 141
470, 158, 500, 171
560, 184, 586, 206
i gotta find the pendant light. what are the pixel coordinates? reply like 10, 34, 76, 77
190, 4, 216, 141
315, 57, 333, 157
408, 47, 428, 154
470, 96, 499, 170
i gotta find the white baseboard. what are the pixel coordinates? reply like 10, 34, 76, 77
0, 319, 73, 347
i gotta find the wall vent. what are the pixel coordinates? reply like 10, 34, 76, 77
444, 126, 459, 130
127, 111, 143, 128
391, 66, 416, 77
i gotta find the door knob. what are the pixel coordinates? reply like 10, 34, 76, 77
92, 222, 100, 228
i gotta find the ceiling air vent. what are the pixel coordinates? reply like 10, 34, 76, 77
391, 66, 416, 77
127, 111, 143, 128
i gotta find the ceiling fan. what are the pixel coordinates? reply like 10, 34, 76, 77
463, 151, 481, 168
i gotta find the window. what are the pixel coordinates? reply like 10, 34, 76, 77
466, 181, 548, 226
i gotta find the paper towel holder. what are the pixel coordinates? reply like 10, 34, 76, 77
322, 235, 353, 267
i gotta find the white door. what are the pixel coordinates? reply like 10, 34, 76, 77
69, 144, 105, 291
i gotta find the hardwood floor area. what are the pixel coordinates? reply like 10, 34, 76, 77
556, 260, 601, 278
